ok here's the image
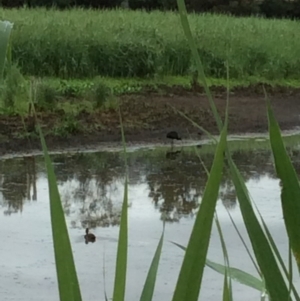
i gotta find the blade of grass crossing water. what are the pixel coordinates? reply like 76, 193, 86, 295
0, 21, 13, 81
38, 125, 82, 301
171, 122, 227, 301
252, 200, 300, 301
215, 213, 233, 301
228, 159, 291, 301
223, 271, 231, 301
176, 0, 223, 132
288, 242, 293, 299
266, 98, 300, 271
171, 241, 264, 292
140, 224, 165, 301
112, 108, 128, 301
194, 134, 232, 299
226, 210, 261, 276
103, 247, 109, 301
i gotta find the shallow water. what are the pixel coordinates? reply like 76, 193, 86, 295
1, 144, 300, 301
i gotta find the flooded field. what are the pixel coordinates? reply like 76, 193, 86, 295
1, 140, 300, 301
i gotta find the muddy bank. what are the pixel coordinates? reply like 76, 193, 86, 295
1, 86, 300, 156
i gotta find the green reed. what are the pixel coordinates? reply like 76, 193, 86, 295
0, 20, 13, 80
174, 0, 300, 299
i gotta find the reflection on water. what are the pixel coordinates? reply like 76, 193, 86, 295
1, 145, 300, 301
0, 156, 37, 216
0, 146, 296, 225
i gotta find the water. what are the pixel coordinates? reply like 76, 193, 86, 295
0, 143, 300, 301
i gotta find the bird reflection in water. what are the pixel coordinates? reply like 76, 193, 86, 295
84, 228, 96, 244
166, 150, 181, 160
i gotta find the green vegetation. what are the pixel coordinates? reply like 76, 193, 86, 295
2, 74, 300, 116
1, 8, 300, 80
2, 0, 300, 299
20, 75, 300, 97
2, 8, 300, 140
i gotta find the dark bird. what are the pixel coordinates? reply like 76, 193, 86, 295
166, 131, 181, 147
84, 228, 96, 244
196, 131, 204, 148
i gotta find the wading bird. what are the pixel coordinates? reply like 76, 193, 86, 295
84, 228, 96, 244
196, 131, 203, 148
166, 131, 182, 147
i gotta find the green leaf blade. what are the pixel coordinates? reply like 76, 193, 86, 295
38, 126, 82, 301
171, 123, 227, 301
223, 271, 231, 301
0, 21, 13, 81
229, 160, 291, 301
172, 241, 264, 292
112, 108, 128, 301
267, 99, 300, 270
140, 226, 165, 301
113, 178, 128, 301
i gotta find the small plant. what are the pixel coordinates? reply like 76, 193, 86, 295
0, 64, 27, 111
102, 96, 120, 111
53, 113, 80, 137
88, 79, 112, 109
58, 80, 90, 97
35, 80, 59, 111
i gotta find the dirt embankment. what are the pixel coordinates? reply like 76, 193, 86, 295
1, 85, 300, 156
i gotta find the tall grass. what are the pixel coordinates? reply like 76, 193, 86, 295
175, 0, 300, 300
0, 20, 13, 80
1, 8, 300, 79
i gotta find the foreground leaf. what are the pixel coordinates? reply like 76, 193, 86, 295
223, 271, 231, 301
176, 0, 222, 131
0, 21, 13, 80
38, 125, 82, 301
171, 122, 227, 301
112, 107, 128, 301
215, 214, 233, 301
252, 201, 300, 301
172, 241, 264, 292
140, 224, 165, 301
229, 159, 291, 301
267, 98, 300, 271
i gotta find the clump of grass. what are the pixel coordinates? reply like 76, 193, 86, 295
58, 79, 93, 97
34, 80, 59, 111
1, 7, 300, 80
53, 113, 80, 137
88, 78, 113, 109
0, 64, 28, 113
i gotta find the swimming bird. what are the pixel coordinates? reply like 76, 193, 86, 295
84, 228, 96, 244
166, 131, 181, 147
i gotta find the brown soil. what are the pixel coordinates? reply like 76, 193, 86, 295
1, 85, 300, 156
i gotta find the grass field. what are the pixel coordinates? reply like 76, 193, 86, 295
1, 8, 300, 80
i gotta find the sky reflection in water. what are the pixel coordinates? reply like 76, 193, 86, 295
0, 146, 299, 301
